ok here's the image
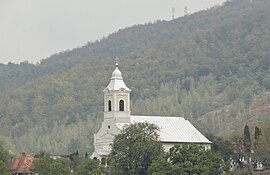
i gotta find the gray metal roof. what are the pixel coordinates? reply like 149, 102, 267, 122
130, 115, 211, 144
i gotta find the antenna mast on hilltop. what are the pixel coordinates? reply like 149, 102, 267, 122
184, 6, 188, 16
172, 7, 175, 20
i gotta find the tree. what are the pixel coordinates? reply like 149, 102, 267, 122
231, 134, 244, 158
0, 160, 11, 175
0, 146, 10, 175
255, 124, 270, 166
254, 126, 262, 149
182, 78, 192, 92
75, 159, 105, 175
70, 150, 83, 172
149, 144, 223, 175
207, 134, 234, 162
109, 122, 164, 175
33, 154, 70, 175
148, 156, 172, 175
167, 144, 223, 175
243, 125, 251, 154
67, 138, 81, 153
255, 126, 262, 140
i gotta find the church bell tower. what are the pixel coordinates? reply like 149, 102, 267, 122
103, 59, 131, 123
91, 59, 132, 159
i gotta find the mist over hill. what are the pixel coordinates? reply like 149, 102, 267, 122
0, 0, 270, 154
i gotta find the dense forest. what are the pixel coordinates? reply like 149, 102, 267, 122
0, 0, 270, 155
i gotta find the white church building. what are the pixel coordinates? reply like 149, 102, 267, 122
90, 61, 211, 160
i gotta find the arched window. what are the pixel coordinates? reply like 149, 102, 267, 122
119, 100, 124, 111
108, 100, 111, 111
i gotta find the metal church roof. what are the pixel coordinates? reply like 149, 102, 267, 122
130, 115, 211, 144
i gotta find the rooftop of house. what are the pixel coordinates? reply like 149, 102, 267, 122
9, 154, 35, 174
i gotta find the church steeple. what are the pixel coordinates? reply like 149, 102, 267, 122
104, 59, 131, 92
103, 59, 131, 122
91, 59, 131, 160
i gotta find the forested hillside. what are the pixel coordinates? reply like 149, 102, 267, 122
0, 0, 270, 154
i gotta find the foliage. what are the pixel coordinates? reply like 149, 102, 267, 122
148, 156, 172, 175
254, 126, 262, 140
208, 134, 234, 162
0, 146, 11, 175
149, 144, 223, 175
254, 126, 262, 149
75, 159, 106, 175
0, 0, 270, 154
227, 166, 253, 175
109, 122, 163, 175
243, 125, 251, 154
231, 134, 244, 157
33, 155, 70, 175
69, 150, 85, 172
255, 124, 270, 165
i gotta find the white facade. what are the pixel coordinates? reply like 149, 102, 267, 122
91, 61, 132, 159
91, 62, 211, 160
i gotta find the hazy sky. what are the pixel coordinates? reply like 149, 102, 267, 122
0, 0, 226, 64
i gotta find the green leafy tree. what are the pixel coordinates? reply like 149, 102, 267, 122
162, 144, 223, 175
0, 161, 10, 175
149, 144, 224, 175
0, 146, 11, 175
109, 122, 164, 175
33, 154, 70, 175
75, 159, 105, 175
148, 156, 172, 175
207, 134, 234, 162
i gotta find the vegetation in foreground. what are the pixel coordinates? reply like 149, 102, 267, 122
2, 122, 270, 174
0, 146, 10, 175
0, 0, 269, 154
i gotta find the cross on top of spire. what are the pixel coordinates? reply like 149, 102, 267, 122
115, 57, 119, 68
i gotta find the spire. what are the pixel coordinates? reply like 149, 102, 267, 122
104, 58, 131, 92
111, 57, 122, 80
115, 57, 119, 68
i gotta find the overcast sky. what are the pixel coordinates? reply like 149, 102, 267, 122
0, 0, 226, 64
